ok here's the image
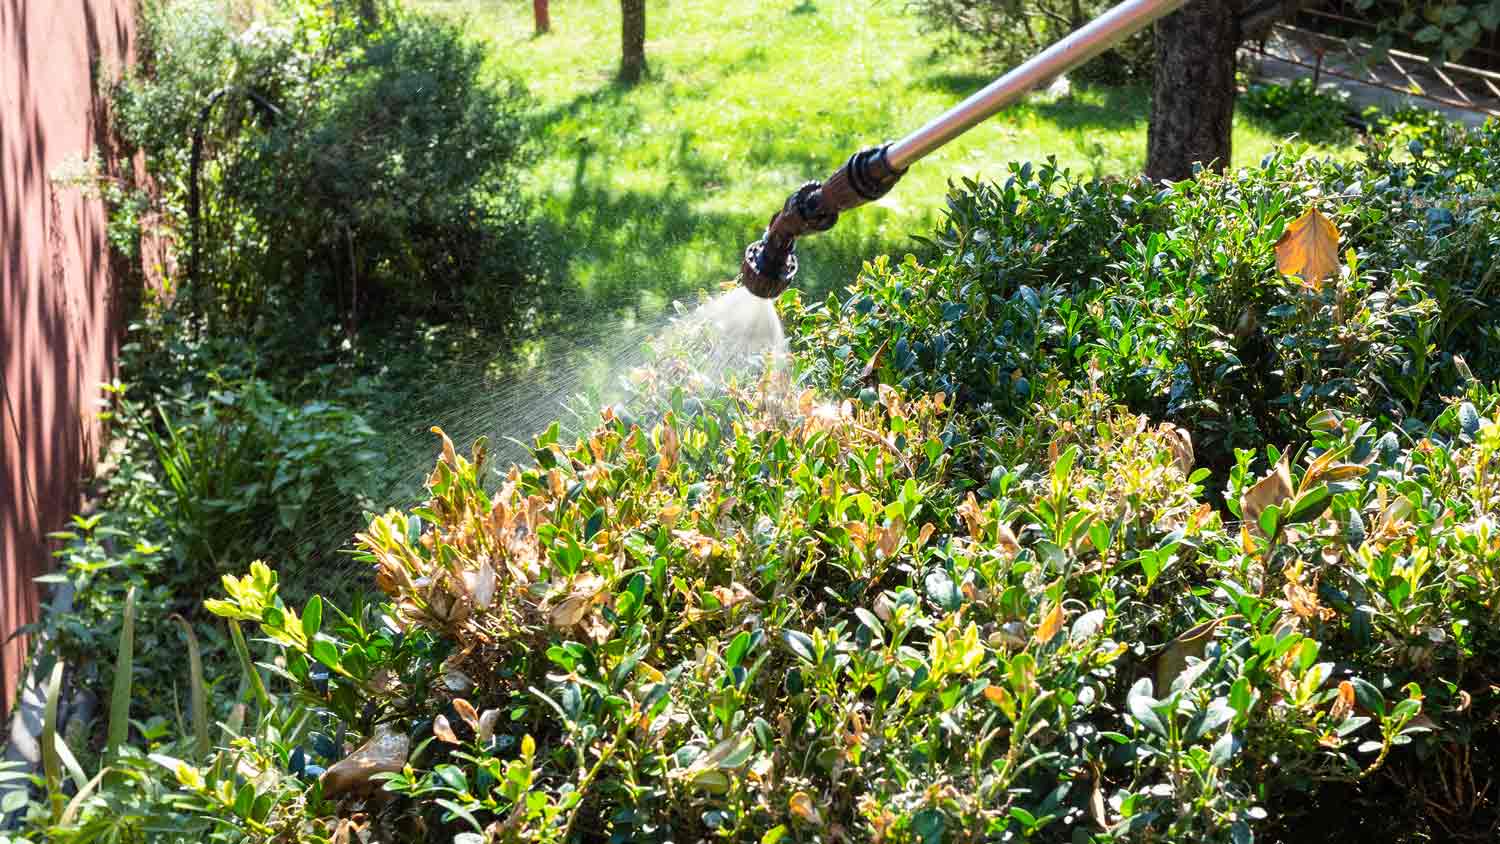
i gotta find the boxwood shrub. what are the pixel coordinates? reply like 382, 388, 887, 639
21, 124, 1500, 842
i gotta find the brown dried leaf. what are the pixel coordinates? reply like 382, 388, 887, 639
549, 595, 592, 629
431, 427, 458, 468
1330, 680, 1355, 723
452, 698, 479, 731
321, 724, 412, 799
957, 493, 984, 540
1090, 762, 1109, 831
466, 559, 497, 611
1159, 424, 1194, 475
1375, 496, 1414, 538
876, 517, 905, 559
860, 339, 890, 386
711, 582, 761, 609
996, 522, 1021, 556
917, 522, 936, 547
1156, 616, 1238, 692
1274, 208, 1341, 291
1242, 458, 1294, 538
789, 791, 823, 826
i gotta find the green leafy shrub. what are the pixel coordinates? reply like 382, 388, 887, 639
118, 369, 1500, 842
1238, 78, 1355, 145
93, 323, 383, 581
18, 66, 1500, 844
111, 0, 537, 337
785, 125, 1500, 478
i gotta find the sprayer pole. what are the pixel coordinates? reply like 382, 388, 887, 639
885, 0, 1186, 170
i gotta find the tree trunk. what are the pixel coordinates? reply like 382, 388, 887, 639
534, 0, 551, 35
1145, 0, 1240, 182
620, 0, 647, 84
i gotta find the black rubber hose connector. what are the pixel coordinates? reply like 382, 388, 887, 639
740, 144, 906, 300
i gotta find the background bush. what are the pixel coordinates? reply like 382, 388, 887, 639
1238, 78, 1357, 145
112, 0, 538, 340
784, 122, 1500, 481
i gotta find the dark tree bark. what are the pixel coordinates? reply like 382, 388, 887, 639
620, 0, 647, 84
1145, 0, 1241, 182
534, 0, 551, 35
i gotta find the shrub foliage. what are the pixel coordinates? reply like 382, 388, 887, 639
112, 0, 536, 333
14, 80, 1500, 844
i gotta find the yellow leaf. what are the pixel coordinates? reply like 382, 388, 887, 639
1035, 603, 1064, 645
983, 684, 1017, 720
1274, 208, 1341, 291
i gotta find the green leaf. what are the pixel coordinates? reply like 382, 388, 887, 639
302, 595, 323, 642
171, 617, 211, 758
41, 661, 65, 820
1053, 444, 1079, 487
1127, 678, 1167, 738
435, 798, 485, 833
854, 607, 885, 640
924, 568, 961, 611
229, 620, 271, 712
107, 586, 137, 761
1009, 806, 1038, 829
2, 787, 29, 814
311, 636, 342, 672
233, 781, 255, 819
1210, 730, 1239, 766
1350, 677, 1380, 716
1459, 402, 1481, 437
726, 631, 751, 670
783, 630, 816, 664
1285, 485, 1331, 524
1088, 521, 1111, 555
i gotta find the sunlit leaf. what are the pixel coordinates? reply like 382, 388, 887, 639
1035, 602, 1064, 645
1274, 207, 1341, 290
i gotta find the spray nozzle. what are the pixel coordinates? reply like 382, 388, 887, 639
740, 144, 905, 299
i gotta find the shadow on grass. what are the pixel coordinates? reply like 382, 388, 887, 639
1030, 85, 1150, 131
532, 149, 916, 324
526, 73, 1155, 328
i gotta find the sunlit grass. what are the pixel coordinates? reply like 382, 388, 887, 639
417, 0, 1349, 310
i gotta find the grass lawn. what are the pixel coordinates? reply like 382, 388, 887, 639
417, 0, 1347, 311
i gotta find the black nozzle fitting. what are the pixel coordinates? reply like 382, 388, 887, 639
740, 143, 905, 299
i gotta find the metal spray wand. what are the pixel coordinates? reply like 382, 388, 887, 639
738, 0, 1188, 299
